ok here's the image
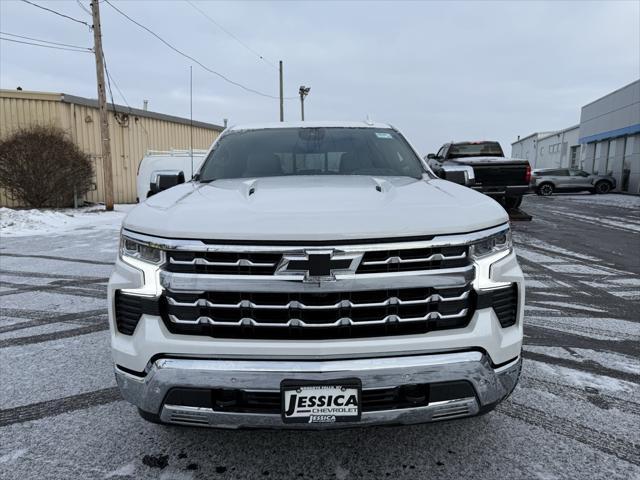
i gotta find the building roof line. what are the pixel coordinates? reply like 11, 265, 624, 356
0, 89, 224, 131
60, 93, 224, 131
580, 79, 640, 110
511, 131, 557, 145
537, 124, 580, 140
512, 124, 579, 145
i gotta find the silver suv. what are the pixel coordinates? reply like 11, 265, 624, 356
532, 168, 616, 196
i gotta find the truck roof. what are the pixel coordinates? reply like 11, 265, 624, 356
227, 120, 393, 131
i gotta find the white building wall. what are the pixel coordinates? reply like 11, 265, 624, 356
512, 128, 579, 169
578, 80, 640, 193
511, 135, 537, 162
534, 126, 580, 169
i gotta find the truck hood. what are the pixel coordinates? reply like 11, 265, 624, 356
123, 176, 508, 241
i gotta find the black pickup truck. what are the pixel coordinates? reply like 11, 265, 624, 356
426, 141, 531, 209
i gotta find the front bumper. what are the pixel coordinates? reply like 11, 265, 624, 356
116, 351, 521, 429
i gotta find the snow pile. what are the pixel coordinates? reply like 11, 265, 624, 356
0, 204, 132, 237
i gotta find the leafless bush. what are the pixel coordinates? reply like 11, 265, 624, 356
0, 125, 93, 208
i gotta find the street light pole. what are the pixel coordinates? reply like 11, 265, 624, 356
299, 85, 310, 121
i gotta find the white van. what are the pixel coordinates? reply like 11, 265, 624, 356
136, 149, 208, 202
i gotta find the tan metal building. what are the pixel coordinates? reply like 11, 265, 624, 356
0, 89, 223, 206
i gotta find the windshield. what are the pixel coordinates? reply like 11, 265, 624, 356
448, 142, 504, 159
198, 127, 424, 181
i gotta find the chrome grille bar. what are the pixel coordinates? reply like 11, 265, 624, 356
169, 257, 276, 268
166, 290, 470, 310
168, 308, 469, 327
361, 251, 467, 266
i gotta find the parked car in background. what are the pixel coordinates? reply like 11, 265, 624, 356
136, 149, 209, 202
426, 141, 531, 209
531, 168, 616, 196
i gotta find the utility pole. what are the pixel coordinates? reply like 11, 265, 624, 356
190, 66, 194, 179
279, 61, 284, 122
299, 85, 310, 121
91, 0, 114, 211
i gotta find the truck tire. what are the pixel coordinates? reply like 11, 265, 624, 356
595, 181, 612, 194
504, 196, 523, 209
537, 183, 554, 196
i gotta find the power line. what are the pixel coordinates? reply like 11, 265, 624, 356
0, 31, 92, 50
104, 0, 285, 100
103, 52, 130, 109
186, 0, 277, 70
20, 0, 92, 28
75, 0, 92, 17
0, 36, 92, 53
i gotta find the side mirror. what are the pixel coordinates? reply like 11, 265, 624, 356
426, 153, 437, 160
440, 165, 475, 187
148, 170, 185, 197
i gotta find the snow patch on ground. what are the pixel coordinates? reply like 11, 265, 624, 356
558, 211, 640, 233
609, 277, 640, 286
525, 315, 640, 341
528, 300, 606, 312
104, 462, 136, 478
545, 263, 616, 275
526, 358, 639, 394
524, 346, 640, 375
564, 194, 640, 209
516, 248, 563, 264
513, 234, 600, 262
0, 205, 132, 237
0, 448, 28, 464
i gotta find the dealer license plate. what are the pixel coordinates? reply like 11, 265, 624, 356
281, 379, 361, 424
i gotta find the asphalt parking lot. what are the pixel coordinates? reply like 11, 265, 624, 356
1, 193, 639, 480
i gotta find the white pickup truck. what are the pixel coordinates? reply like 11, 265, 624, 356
109, 121, 524, 428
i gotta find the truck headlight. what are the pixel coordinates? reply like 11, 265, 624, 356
469, 229, 512, 260
120, 236, 165, 265
470, 228, 513, 290
119, 234, 164, 296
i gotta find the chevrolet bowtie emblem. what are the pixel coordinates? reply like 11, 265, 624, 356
276, 250, 363, 281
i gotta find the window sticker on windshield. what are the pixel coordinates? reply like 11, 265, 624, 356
375, 132, 393, 139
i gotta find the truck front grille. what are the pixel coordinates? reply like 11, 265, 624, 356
165, 246, 470, 275
160, 284, 475, 340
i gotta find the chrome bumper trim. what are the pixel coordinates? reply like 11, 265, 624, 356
115, 352, 521, 429
160, 397, 479, 429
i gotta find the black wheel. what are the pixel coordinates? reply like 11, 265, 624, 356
537, 183, 554, 196
138, 408, 163, 424
595, 181, 612, 194
504, 196, 523, 209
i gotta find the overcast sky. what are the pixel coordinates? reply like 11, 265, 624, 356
1, 0, 639, 154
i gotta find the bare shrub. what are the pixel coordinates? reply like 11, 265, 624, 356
0, 125, 93, 208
